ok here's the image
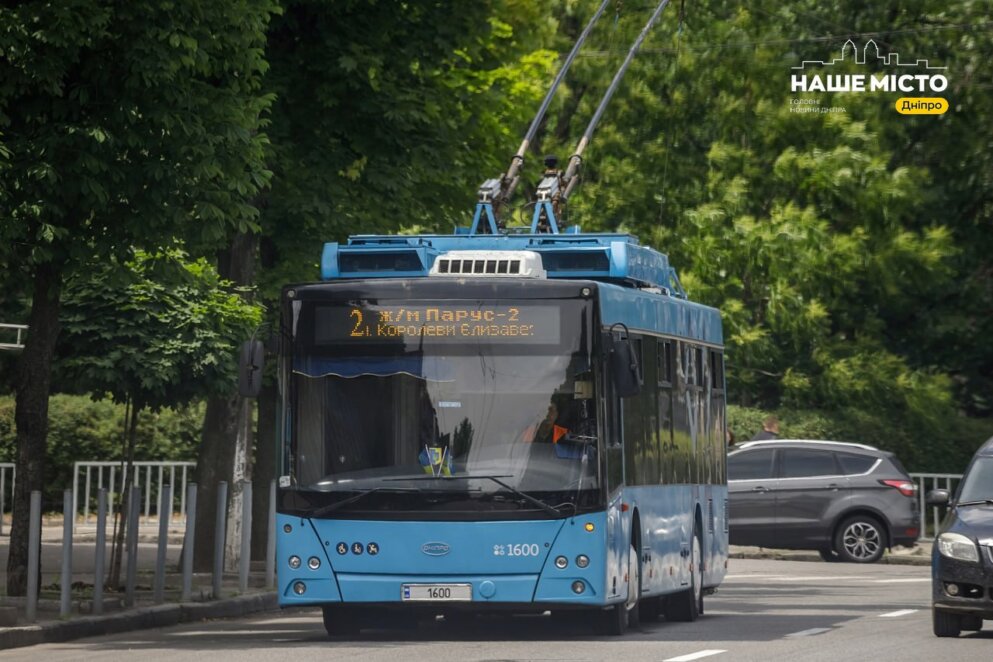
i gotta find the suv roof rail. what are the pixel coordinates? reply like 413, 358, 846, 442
734, 439, 879, 452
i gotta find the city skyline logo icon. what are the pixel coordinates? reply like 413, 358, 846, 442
790, 39, 949, 95
792, 39, 947, 72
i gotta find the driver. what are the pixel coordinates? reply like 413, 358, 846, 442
524, 402, 569, 444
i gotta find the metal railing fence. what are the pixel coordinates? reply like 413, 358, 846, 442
0, 323, 27, 350
73, 461, 196, 524
910, 472, 963, 540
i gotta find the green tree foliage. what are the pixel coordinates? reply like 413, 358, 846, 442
56, 249, 263, 410
259, 0, 560, 291
532, 0, 992, 463
0, 0, 277, 594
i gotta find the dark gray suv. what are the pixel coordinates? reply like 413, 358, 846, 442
728, 440, 920, 563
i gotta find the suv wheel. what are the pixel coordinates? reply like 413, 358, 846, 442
834, 515, 886, 563
933, 607, 962, 637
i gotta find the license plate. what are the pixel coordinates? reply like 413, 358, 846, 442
401, 583, 472, 602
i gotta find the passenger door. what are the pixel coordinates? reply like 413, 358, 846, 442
727, 448, 778, 546
774, 448, 850, 547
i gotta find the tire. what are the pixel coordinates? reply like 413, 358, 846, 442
665, 529, 702, 622
933, 607, 962, 637
639, 596, 662, 623
322, 605, 359, 637
961, 614, 983, 631
600, 543, 641, 635
818, 548, 840, 563
834, 515, 886, 563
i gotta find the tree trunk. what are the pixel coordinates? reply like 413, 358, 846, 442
251, 381, 278, 558
6, 260, 63, 596
192, 232, 257, 572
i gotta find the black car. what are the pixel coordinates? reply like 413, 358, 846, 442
927, 435, 993, 637
727, 439, 920, 563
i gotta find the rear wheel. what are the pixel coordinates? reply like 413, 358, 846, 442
933, 607, 962, 637
834, 515, 886, 563
665, 529, 702, 622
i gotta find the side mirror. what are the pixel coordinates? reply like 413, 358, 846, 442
925, 489, 950, 507
607, 331, 641, 398
238, 339, 265, 398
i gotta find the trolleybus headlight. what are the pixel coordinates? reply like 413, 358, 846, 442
308, 556, 321, 570
576, 554, 590, 568
571, 581, 586, 594
555, 556, 568, 569
293, 581, 306, 595
288, 555, 302, 569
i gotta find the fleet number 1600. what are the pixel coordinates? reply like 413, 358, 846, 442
493, 543, 541, 556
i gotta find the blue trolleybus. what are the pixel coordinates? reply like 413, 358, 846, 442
267, 230, 728, 635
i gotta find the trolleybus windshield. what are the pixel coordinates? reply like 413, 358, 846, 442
286, 298, 600, 518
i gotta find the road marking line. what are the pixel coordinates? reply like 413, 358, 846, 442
873, 578, 930, 583
879, 609, 919, 618
769, 576, 860, 581
663, 650, 727, 662
785, 627, 832, 637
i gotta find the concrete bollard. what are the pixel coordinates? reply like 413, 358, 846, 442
182, 482, 197, 603
94, 489, 107, 615
26, 490, 41, 622
153, 484, 171, 603
266, 479, 276, 589
239, 481, 252, 594
212, 481, 228, 600
60, 489, 73, 617
124, 485, 140, 607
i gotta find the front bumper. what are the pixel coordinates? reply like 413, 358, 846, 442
932, 550, 993, 618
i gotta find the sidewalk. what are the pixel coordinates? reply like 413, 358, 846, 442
729, 540, 933, 566
0, 524, 279, 650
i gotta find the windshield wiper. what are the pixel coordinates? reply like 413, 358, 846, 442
312, 486, 420, 517
391, 474, 565, 517
957, 499, 993, 507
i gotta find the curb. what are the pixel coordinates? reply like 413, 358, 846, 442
729, 547, 931, 566
0, 592, 278, 651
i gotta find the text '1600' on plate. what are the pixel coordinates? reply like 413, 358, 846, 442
401, 584, 472, 601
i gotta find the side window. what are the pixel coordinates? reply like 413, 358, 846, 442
781, 449, 840, 478
727, 449, 775, 481
658, 340, 673, 386
836, 452, 876, 475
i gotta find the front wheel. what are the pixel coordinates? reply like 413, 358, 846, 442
933, 608, 962, 637
834, 515, 886, 563
600, 543, 641, 635
665, 530, 702, 622
322, 605, 359, 637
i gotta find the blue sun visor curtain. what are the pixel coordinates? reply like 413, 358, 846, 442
292, 355, 455, 381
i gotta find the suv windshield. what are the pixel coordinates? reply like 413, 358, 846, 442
958, 457, 993, 503
287, 298, 599, 517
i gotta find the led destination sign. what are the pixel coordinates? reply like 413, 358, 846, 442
314, 304, 562, 344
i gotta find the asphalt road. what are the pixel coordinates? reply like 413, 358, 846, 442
1, 558, 990, 661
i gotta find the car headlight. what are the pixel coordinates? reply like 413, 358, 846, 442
937, 532, 979, 562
